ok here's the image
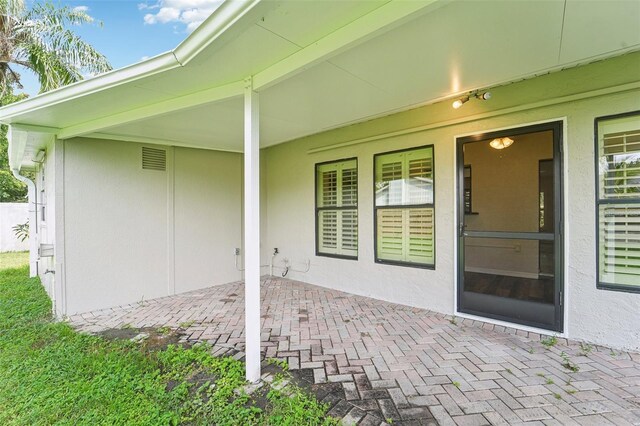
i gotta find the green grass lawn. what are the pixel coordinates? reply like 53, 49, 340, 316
0, 256, 338, 425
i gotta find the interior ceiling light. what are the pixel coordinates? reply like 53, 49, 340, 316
489, 137, 514, 150
452, 91, 491, 109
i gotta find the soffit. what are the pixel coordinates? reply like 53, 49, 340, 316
6, 0, 640, 168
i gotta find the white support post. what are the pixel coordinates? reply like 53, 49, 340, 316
244, 77, 261, 383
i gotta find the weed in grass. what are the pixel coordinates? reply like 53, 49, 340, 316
528, 347, 535, 354
610, 349, 618, 357
578, 342, 593, 356
536, 372, 546, 377
505, 368, 513, 375
553, 393, 562, 400
565, 388, 577, 395
120, 323, 134, 329
267, 357, 289, 372
560, 351, 580, 372
541, 335, 558, 348
157, 326, 172, 335
0, 265, 339, 426
449, 316, 457, 326
386, 418, 394, 424
452, 381, 461, 388
179, 320, 195, 329
546, 378, 555, 385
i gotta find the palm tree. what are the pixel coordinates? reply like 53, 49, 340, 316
0, 0, 111, 96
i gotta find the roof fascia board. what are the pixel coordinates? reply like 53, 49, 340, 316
0, 0, 266, 123
84, 132, 243, 154
173, 0, 268, 65
253, 0, 450, 91
57, 80, 244, 140
0, 52, 179, 122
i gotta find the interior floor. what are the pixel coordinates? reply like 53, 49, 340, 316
464, 271, 554, 304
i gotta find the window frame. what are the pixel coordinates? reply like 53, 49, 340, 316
314, 157, 359, 260
373, 144, 436, 269
594, 110, 640, 294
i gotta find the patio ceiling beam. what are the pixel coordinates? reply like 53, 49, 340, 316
244, 76, 261, 383
56, 81, 244, 140
252, 0, 448, 91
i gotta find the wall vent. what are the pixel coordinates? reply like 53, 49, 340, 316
141, 147, 166, 171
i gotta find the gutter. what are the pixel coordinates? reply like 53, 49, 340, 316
11, 167, 38, 279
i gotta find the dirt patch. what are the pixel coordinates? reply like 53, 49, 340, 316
98, 326, 185, 351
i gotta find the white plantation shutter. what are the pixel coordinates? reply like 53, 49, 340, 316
375, 146, 435, 266
377, 209, 404, 261
407, 208, 435, 264
599, 205, 640, 286
597, 114, 640, 289
316, 159, 358, 257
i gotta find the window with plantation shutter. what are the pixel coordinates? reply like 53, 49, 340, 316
596, 112, 640, 292
375, 146, 435, 268
316, 158, 358, 259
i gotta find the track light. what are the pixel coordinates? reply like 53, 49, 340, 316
452, 91, 491, 109
452, 96, 469, 109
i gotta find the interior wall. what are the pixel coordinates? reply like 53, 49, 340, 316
265, 53, 640, 351
63, 138, 242, 314
464, 131, 553, 277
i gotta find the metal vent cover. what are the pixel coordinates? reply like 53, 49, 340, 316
141, 147, 166, 171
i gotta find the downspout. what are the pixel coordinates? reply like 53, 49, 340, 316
11, 167, 38, 278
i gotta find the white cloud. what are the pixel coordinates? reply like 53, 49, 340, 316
73, 5, 89, 13
141, 0, 223, 32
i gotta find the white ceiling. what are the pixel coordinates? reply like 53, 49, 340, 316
5, 0, 640, 162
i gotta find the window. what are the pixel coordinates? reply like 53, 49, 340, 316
596, 111, 640, 292
374, 146, 435, 268
315, 158, 358, 259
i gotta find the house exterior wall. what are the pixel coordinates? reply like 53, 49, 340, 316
62, 138, 242, 314
265, 53, 640, 350
32, 142, 58, 311
0, 202, 29, 252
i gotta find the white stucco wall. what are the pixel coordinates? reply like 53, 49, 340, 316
174, 147, 243, 293
62, 138, 242, 314
0, 202, 29, 252
35, 142, 58, 307
265, 53, 640, 351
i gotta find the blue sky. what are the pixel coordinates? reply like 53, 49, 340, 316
20, 0, 222, 96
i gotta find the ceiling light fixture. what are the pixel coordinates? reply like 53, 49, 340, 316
489, 137, 514, 150
452, 91, 491, 109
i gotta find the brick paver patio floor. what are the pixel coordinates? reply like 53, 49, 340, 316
70, 277, 640, 425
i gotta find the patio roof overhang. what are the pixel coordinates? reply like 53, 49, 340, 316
2, 0, 639, 170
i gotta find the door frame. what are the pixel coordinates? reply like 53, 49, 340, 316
453, 119, 566, 333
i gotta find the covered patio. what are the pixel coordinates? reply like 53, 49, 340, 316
70, 278, 640, 426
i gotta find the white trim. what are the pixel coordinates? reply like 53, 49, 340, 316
452, 117, 570, 336
308, 81, 640, 154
